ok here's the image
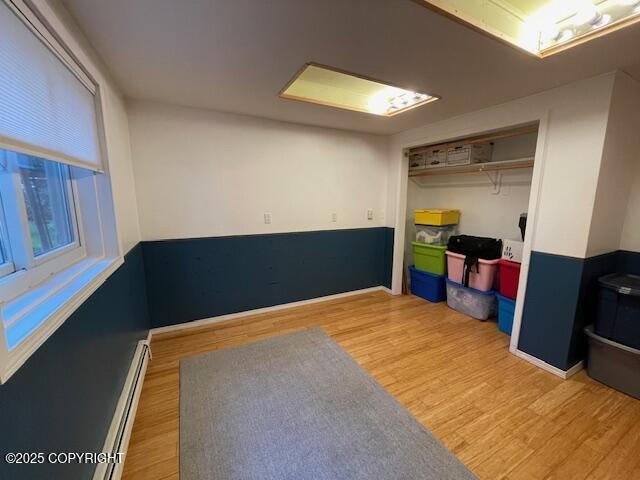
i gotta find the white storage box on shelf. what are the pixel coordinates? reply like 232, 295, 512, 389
408, 153, 425, 171
446, 143, 493, 166
502, 239, 524, 263
425, 147, 447, 168
415, 224, 457, 245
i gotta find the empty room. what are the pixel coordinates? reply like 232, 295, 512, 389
1, 0, 640, 479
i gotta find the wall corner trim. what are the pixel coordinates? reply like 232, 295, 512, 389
511, 347, 584, 379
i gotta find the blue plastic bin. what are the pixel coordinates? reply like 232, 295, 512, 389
497, 293, 515, 335
410, 266, 446, 303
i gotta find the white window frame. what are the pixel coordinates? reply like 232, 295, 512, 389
0, 150, 85, 300
0, 0, 123, 384
0, 195, 15, 278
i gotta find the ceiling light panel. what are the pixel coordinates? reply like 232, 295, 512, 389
280, 64, 439, 117
414, 0, 640, 57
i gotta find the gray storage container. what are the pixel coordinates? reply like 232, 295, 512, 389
585, 325, 640, 400
446, 279, 496, 321
595, 273, 640, 350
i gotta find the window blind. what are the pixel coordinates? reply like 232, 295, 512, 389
0, 1, 102, 172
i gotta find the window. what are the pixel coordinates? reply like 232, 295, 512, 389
0, 150, 81, 277
0, 0, 121, 383
0, 197, 12, 277
19, 155, 76, 257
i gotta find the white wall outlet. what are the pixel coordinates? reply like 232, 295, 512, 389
264, 212, 272, 224
367, 209, 374, 220
331, 212, 337, 222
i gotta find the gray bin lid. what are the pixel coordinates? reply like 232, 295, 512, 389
598, 273, 640, 297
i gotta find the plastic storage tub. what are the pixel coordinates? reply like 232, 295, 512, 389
412, 242, 447, 275
595, 273, 640, 349
502, 239, 524, 263
414, 209, 460, 226
446, 279, 496, 320
446, 251, 499, 292
496, 293, 515, 335
415, 224, 457, 245
585, 325, 640, 400
409, 266, 446, 303
498, 259, 521, 300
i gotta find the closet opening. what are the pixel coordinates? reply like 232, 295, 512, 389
402, 123, 540, 350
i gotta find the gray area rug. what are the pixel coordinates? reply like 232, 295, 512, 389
180, 328, 476, 480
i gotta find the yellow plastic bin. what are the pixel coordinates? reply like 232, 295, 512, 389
415, 209, 460, 226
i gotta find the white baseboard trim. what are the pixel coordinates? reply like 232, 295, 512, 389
379, 286, 396, 295
511, 347, 584, 379
145, 330, 153, 359
93, 340, 150, 480
150, 286, 390, 336
565, 359, 585, 379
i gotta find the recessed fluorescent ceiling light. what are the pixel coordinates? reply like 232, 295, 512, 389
414, 0, 640, 57
280, 63, 439, 116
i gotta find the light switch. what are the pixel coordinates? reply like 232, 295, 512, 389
264, 213, 272, 224
367, 209, 374, 220
332, 212, 337, 222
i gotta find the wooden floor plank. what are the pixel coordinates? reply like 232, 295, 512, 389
123, 291, 640, 480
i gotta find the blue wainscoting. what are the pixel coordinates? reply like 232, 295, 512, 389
569, 251, 619, 368
518, 252, 586, 370
617, 250, 640, 274
143, 227, 394, 328
518, 249, 639, 371
0, 245, 150, 480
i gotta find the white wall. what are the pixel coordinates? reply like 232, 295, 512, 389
407, 175, 532, 241
128, 101, 390, 240
100, 88, 141, 253
40, 0, 142, 254
621, 164, 640, 252
589, 73, 640, 255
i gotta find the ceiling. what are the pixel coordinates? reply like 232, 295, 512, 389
60, 0, 640, 135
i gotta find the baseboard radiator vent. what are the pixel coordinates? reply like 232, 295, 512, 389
94, 340, 150, 480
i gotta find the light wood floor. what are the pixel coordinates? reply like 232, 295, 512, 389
123, 291, 640, 480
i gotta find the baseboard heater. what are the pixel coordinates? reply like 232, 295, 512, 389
94, 340, 151, 480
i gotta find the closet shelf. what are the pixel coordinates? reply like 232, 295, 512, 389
406, 125, 538, 155
409, 157, 534, 178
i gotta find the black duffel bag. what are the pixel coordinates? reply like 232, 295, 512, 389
447, 235, 502, 288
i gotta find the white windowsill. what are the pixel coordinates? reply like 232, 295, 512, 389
0, 255, 123, 384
